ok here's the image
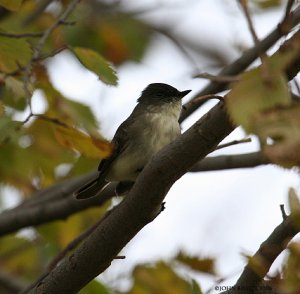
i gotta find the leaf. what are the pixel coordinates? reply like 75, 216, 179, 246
58, 98, 99, 135
190, 279, 203, 294
129, 262, 192, 294
245, 254, 268, 277
226, 57, 291, 132
71, 47, 118, 85
79, 280, 112, 294
0, 0, 23, 11
288, 188, 300, 228
0, 101, 4, 116
63, 10, 150, 64
0, 235, 40, 279
289, 188, 300, 215
176, 252, 215, 275
0, 115, 22, 144
252, 0, 281, 9
2, 76, 27, 110
280, 243, 300, 294
54, 126, 113, 159
227, 34, 300, 134
252, 105, 300, 168
0, 36, 32, 73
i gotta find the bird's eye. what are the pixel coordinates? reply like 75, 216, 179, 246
156, 92, 164, 97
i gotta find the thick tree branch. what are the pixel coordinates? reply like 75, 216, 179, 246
0, 152, 268, 236
26, 99, 234, 293
190, 152, 269, 172
221, 215, 299, 294
0, 174, 116, 237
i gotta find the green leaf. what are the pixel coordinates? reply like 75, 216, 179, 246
0, 36, 31, 73
0, 235, 40, 279
0, 115, 22, 144
129, 262, 192, 294
0, 101, 4, 116
59, 98, 99, 135
0, 0, 23, 11
2, 76, 27, 110
226, 58, 291, 133
190, 279, 203, 294
288, 188, 300, 215
79, 279, 112, 294
252, 104, 300, 168
71, 47, 118, 85
227, 36, 300, 134
281, 243, 300, 292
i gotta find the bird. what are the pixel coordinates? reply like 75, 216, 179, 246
75, 83, 191, 200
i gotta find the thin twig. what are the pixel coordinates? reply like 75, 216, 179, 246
34, 114, 69, 128
23, 0, 56, 25
216, 138, 252, 150
22, 113, 69, 128
32, 0, 80, 61
280, 204, 287, 220
239, 0, 260, 46
193, 72, 239, 83
21, 0, 81, 123
183, 94, 224, 110
0, 32, 43, 38
34, 45, 68, 62
283, 0, 296, 22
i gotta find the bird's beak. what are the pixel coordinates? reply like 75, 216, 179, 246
179, 89, 192, 98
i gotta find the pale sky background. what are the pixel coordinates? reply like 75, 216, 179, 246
16, 0, 300, 292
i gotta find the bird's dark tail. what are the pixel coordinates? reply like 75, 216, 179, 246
74, 177, 108, 200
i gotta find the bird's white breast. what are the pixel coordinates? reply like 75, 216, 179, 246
107, 100, 181, 181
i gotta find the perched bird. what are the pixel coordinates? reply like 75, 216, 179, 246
75, 83, 191, 199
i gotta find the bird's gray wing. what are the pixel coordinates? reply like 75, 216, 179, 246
98, 116, 132, 175
75, 109, 137, 200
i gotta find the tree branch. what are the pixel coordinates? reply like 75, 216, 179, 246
1, 27, 300, 238
221, 214, 299, 294
179, 5, 300, 122
0, 173, 116, 237
0, 151, 269, 236
26, 96, 234, 293
190, 152, 269, 172
25, 28, 300, 292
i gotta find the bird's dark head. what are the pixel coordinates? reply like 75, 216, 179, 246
137, 83, 191, 104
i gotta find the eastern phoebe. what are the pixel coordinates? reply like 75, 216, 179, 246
75, 83, 191, 199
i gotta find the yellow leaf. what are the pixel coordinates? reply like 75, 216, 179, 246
0, 0, 23, 11
0, 37, 32, 73
54, 126, 113, 159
